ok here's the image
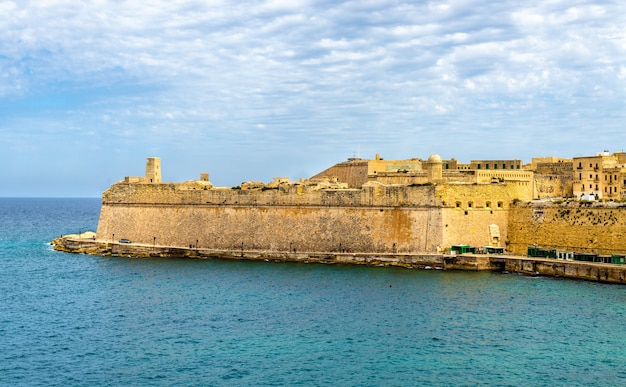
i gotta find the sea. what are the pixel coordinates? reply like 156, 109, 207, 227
1, 197, 625, 386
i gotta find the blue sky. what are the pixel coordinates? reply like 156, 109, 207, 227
2, 0, 626, 197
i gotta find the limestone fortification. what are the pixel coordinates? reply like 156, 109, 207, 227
508, 201, 626, 256
96, 156, 534, 255
92, 152, 626, 259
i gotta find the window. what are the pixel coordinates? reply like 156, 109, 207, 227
456, 201, 461, 208
579, 173, 582, 180
486, 201, 491, 208
468, 201, 473, 208
503, 163, 506, 169
485, 164, 489, 169
582, 184, 585, 190
497, 201, 503, 208
477, 164, 481, 169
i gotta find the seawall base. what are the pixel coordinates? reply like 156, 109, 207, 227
51, 237, 626, 284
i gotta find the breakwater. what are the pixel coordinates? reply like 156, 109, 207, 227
52, 237, 626, 284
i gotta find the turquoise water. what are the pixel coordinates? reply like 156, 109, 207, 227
1, 198, 625, 386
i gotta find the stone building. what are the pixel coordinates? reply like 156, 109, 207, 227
311, 154, 533, 190
528, 157, 573, 199
573, 151, 626, 200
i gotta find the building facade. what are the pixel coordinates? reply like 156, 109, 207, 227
573, 151, 626, 200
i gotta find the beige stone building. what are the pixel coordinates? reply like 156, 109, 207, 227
573, 151, 626, 200
311, 154, 533, 190
527, 157, 574, 199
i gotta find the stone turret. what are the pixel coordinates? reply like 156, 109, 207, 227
424, 154, 443, 183
145, 157, 162, 183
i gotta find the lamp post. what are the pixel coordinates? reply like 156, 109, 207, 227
153, 236, 156, 248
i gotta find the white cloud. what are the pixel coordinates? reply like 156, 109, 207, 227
2, 0, 626, 194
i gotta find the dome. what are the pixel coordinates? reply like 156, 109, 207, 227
428, 154, 442, 162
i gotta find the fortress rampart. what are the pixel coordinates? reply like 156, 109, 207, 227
92, 156, 626, 261
507, 201, 626, 256
97, 182, 444, 254
95, 179, 522, 255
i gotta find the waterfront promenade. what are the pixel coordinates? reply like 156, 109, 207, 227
52, 236, 626, 285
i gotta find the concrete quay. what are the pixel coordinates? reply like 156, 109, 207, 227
52, 237, 626, 284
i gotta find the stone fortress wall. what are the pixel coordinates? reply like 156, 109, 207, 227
96, 154, 626, 257
97, 182, 445, 254
507, 201, 626, 256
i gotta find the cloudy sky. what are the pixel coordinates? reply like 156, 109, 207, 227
2, 0, 626, 196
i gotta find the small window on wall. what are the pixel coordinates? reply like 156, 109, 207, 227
456, 201, 461, 208
503, 164, 506, 169
497, 201, 503, 208
467, 201, 473, 208
486, 201, 491, 208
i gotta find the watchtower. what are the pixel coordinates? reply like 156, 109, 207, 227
424, 154, 443, 183
145, 157, 162, 183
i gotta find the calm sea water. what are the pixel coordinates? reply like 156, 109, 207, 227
1, 198, 625, 386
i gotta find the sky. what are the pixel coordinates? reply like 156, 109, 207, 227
2, 0, 626, 197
